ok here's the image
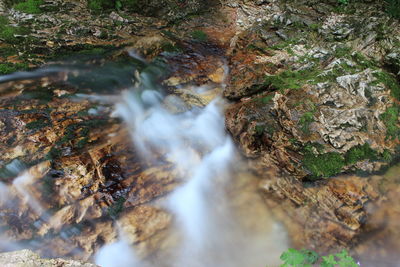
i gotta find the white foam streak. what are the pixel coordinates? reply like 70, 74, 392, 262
100, 64, 287, 267
13, 172, 45, 216
95, 239, 141, 267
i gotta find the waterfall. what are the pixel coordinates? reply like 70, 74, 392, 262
94, 61, 287, 266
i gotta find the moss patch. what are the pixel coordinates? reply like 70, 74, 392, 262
25, 119, 51, 130
264, 68, 319, 91
299, 111, 315, 134
0, 16, 30, 43
302, 141, 393, 179
386, 0, 400, 19
303, 151, 345, 178
0, 62, 29, 74
345, 143, 377, 165
372, 71, 400, 101
13, 0, 44, 14
190, 30, 208, 42
380, 105, 400, 139
87, 0, 115, 12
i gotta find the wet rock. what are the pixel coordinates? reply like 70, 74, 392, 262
260, 172, 378, 251
118, 205, 172, 257
224, 0, 398, 180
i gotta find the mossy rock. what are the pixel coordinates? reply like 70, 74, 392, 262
87, 0, 212, 21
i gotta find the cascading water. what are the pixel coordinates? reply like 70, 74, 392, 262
0, 49, 287, 266
95, 55, 288, 267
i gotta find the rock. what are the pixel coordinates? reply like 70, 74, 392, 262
118, 205, 172, 257
223, 0, 400, 257
124, 0, 213, 21
224, 0, 398, 180
384, 49, 400, 76
0, 250, 96, 267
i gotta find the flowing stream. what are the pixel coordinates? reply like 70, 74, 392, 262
1, 46, 400, 267
93, 55, 288, 267
0, 50, 288, 266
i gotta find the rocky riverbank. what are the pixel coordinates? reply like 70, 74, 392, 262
0, 0, 399, 266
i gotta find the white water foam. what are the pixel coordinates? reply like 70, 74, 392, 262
95, 76, 287, 266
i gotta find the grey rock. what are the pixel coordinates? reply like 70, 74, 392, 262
0, 250, 97, 267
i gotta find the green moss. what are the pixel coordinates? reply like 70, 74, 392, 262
309, 23, 320, 31
19, 88, 54, 103
45, 147, 61, 161
190, 30, 208, 42
0, 62, 29, 74
161, 42, 182, 53
258, 94, 274, 104
299, 111, 315, 134
372, 71, 400, 100
0, 16, 30, 44
25, 119, 51, 130
264, 68, 319, 92
386, 0, 400, 19
13, 0, 44, 14
76, 137, 89, 149
269, 37, 300, 51
254, 125, 266, 136
108, 197, 126, 218
87, 0, 115, 12
333, 46, 352, 58
380, 105, 400, 139
382, 149, 393, 162
303, 151, 345, 178
0, 46, 17, 57
120, 0, 138, 10
352, 52, 377, 69
0, 16, 19, 43
49, 44, 116, 60
345, 143, 377, 165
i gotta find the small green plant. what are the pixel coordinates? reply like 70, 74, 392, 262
0, 62, 29, 74
338, 0, 349, 5
0, 16, 29, 43
13, 0, 44, 14
280, 248, 358, 267
299, 112, 315, 134
87, 0, 115, 12
372, 71, 400, 101
382, 149, 393, 162
386, 0, 400, 19
380, 105, 400, 140
191, 30, 208, 42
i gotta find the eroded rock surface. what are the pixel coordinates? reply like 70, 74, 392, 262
225, 0, 399, 180
0, 249, 96, 267
0, 0, 400, 265
223, 0, 400, 259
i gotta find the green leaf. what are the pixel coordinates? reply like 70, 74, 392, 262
115, 0, 122, 10
321, 255, 338, 267
280, 248, 306, 266
336, 250, 358, 267
301, 249, 319, 264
